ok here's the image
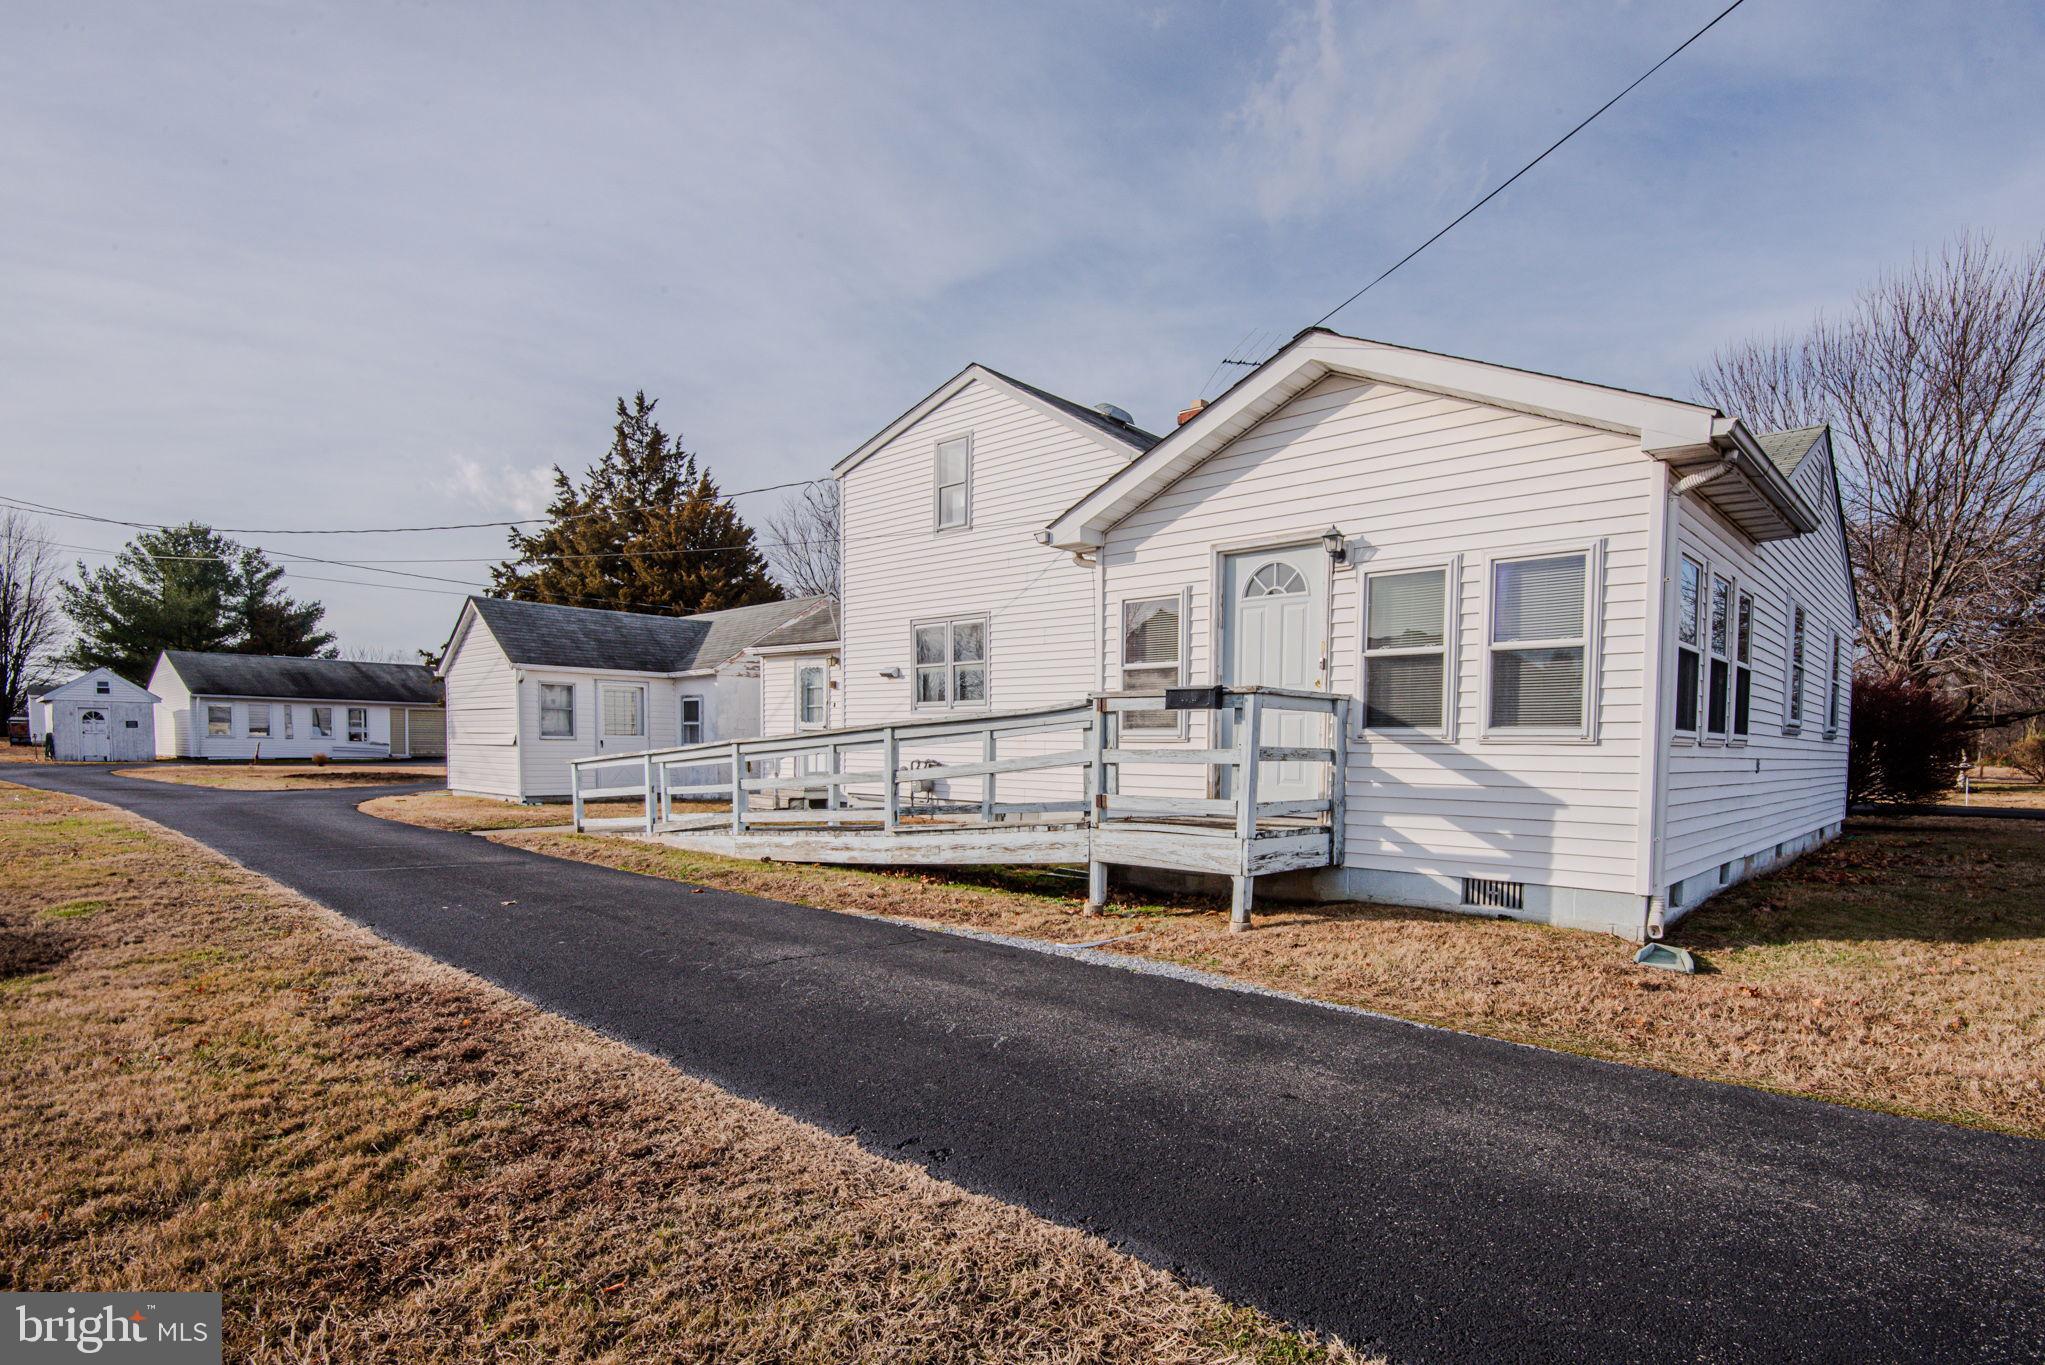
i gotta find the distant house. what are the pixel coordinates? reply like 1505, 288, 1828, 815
35, 668, 159, 761
147, 652, 444, 761
436, 594, 830, 801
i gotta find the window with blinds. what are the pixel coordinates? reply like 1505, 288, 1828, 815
540, 683, 574, 737
1673, 556, 1702, 735
1488, 551, 1590, 733
1120, 595, 1184, 733
1707, 573, 1731, 737
1363, 567, 1448, 731
913, 617, 989, 708
600, 687, 644, 738
246, 704, 270, 737
934, 436, 970, 529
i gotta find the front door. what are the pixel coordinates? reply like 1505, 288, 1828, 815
1222, 545, 1328, 802
596, 683, 647, 753
74, 708, 111, 761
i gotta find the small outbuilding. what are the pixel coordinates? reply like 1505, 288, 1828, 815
36, 668, 159, 761
148, 652, 444, 761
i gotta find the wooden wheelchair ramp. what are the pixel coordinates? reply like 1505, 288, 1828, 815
570, 687, 1347, 930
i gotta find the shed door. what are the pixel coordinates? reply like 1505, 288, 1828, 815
74, 707, 111, 761
1221, 545, 1328, 802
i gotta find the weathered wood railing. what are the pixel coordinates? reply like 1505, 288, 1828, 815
568, 686, 1348, 929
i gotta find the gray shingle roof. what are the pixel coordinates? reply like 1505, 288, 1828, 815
164, 652, 441, 705
468, 595, 830, 674
979, 366, 1164, 451
749, 597, 839, 649
1753, 426, 1827, 478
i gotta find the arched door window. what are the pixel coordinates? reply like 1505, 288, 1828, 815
1243, 562, 1308, 598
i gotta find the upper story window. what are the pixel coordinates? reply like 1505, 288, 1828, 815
1487, 550, 1593, 735
95, 679, 110, 694
1120, 595, 1185, 734
934, 435, 971, 530
539, 683, 575, 738
1673, 556, 1702, 736
1363, 566, 1450, 733
913, 616, 988, 708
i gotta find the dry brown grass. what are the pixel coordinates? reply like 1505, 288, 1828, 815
0, 746, 50, 765
369, 792, 2045, 1138
1945, 779, 2045, 810
358, 792, 720, 832
0, 781, 1359, 1363
117, 763, 446, 791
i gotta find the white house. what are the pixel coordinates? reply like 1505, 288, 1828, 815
1043, 329, 1857, 934
747, 597, 841, 736
148, 652, 444, 761
34, 668, 158, 761
437, 593, 830, 801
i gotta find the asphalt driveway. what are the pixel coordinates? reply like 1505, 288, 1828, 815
8, 764, 2042, 1364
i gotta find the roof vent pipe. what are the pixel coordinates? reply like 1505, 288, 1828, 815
1092, 403, 1135, 426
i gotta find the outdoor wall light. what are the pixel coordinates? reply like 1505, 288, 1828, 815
879, 666, 904, 679
1322, 526, 1350, 567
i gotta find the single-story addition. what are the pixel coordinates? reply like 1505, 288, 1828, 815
436, 593, 831, 801
34, 667, 159, 761
747, 597, 841, 736
147, 652, 445, 761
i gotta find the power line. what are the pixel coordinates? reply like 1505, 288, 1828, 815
1311, 0, 1749, 328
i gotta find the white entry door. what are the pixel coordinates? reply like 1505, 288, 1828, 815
74, 708, 111, 761
596, 683, 647, 753
1222, 545, 1328, 802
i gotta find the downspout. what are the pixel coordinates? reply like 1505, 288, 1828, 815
1635, 466, 1678, 942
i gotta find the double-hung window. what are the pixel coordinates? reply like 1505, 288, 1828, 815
1784, 600, 1808, 732
1673, 556, 1702, 736
680, 695, 704, 745
539, 683, 575, 738
207, 705, 232, 737
347, 707, 370, 743
310, 706, 334, 738
1706, 573, 1732, 739
1487, 550, 1593, 734
246, 704, 271, 738
1732, 593, 1754, 738
1825, 632, 1843, 737
912, 617, 988, 708
934, 436, 970, 530
1363, 566, 1450, 733
1119, 595, 1184, 734
796, 664, 827, 729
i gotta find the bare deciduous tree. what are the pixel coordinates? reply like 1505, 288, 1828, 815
763, 480, 841, 599
1, 511, 66, 721
1697, 232, 2045, 719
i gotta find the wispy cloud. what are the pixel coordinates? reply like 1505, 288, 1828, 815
441, 457, 557, 522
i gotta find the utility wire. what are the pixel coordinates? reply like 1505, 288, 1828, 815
1309, 0, 1751, 329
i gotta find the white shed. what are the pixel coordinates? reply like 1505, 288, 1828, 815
38, 668, 159, 761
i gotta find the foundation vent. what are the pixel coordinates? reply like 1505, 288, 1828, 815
1461, 877, 1524, 911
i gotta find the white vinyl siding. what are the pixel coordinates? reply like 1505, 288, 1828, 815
442, 610, 521, 797
757, 651, 840, 738
1098, 372, 1657, 899
1661, 435, 1855, 891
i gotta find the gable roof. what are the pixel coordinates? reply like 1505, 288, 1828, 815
1754, 425, 1827, 478
832, 363, 1159, 479
464, 595, 830, 675
161, 652, 440, 705
1045, 328, 1820, 548
39, 667, 159, 705
748, 596, 840, 650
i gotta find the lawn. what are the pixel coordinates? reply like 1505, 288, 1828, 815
1945, 778, 2045, 810
359, 791, 722, 832
0, 781, 1356, 1363
116, 763, 446, 791
365, 792, 2045, 1138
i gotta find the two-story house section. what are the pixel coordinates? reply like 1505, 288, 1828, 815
833, 366, 1160, 802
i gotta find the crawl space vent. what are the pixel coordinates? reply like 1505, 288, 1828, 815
1461, 877, 1524, 911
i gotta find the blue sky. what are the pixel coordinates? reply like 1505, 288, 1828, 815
4, 0, 2041, 653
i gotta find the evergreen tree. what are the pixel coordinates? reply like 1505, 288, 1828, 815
60, 523, 335, 680
491, 393, 783, 615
